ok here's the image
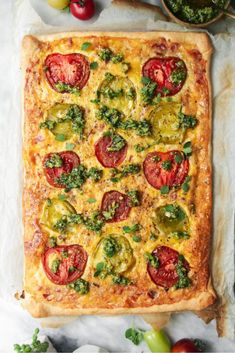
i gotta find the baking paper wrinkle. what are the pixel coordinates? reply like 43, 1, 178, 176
1, 0, 234, 343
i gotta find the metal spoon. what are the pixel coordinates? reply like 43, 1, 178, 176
211, 0, 235, 19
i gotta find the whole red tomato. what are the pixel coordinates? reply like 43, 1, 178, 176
171, 339, 200, 353
70, 0, 95, 20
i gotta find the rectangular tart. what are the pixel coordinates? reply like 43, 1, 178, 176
22, 31, 215, 317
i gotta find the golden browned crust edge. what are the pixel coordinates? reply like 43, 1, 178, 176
23, 290, 215, 318
21, 32, 215, 318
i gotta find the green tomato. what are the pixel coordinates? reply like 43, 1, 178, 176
94, 235, 135, 274
153, 204, 189, 235
48, 0, 70, 10
143, 329, 171, 353
40, 198, 76, 234
98, 76, 136, 117
149, 102, 184, 144
47, 104, 74, 140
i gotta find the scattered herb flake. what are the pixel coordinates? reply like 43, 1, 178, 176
81, 42, 92, 51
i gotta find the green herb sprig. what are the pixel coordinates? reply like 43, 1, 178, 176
14, 328, 49, 353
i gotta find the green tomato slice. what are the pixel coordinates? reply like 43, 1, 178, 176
94, 235, 135, 274
153, 204, 189, 235
149, 102, 184, 144
143, 329, 171, 353
40, 198, 76, 233
98, 76, 136, 116
46, 104, 74, 140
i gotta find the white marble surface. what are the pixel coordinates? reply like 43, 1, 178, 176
0, 1, 235, 352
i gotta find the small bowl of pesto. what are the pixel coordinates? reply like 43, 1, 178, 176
161, 0, 232, 28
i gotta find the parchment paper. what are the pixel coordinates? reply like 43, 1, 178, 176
0, 0, 234, 350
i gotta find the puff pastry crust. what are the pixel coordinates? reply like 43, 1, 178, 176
22, 31, 216, 318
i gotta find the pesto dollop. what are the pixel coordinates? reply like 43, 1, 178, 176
166, 0, 227, 24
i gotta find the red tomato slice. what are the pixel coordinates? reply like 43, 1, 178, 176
95, 135, 127, 168
143, 150, 189, 190
101, 190, 131, 223
45, 53, 90, 92
147, 246, 189, 289
43, 151, 80, 188
142, 57, 187, 96
42, 245, 88, 285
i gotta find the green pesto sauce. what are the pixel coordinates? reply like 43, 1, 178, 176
166, 0, 227, 24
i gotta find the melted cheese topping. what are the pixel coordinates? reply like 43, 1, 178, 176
23, 33, 214, 312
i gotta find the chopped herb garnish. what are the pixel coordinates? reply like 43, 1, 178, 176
44, 154, 63, 168
54, 216, 68, 233
98, 47, 113, 61
106, 132, 126, 152
96, 105, 151, 136
94, 262, 105, 277
48, 236, 57, 248
182, 182, 190, 193
175, 255, 191, 289
66, 142, 75, 151
161, 160, 172, 171
183, 141, 192, 157
111, 53, 124, 63
55, 133, 66, 142
58, 194, 67, 201
87, 197, 97, 203
102, 202, 119, 221
171, 231, 190, 239
54, 210, 104, 234
178, 111, 198, 129
127, 190, 141, 207
94, 261, 112, 279
90, 61, 98, 70
141, 76, 157, 105
96, 105, 123, 128
182, 176, 191, 193
61, 250, 68, 258
145, 252, 159, 268
171, 69, 186, 86
90, 98, 100, 104
160, 185, 170, 195
55, 82, 80, 95
132, 235, 142, 242
110, 164, 141, 182
99, 86, 124, 99
164, 204, 186, 221
162, 87, 171, 95
67, 278, 89, 294
112, 274, 131, 285
104, 72, 115, 82
69, 266, 77, 273
51, 258, 60, 273
103, 236, 120, 257
174, 152, 183, 164
134, 141, 156, 153
123, 224, 142, 234
56, 164, 102, 191
126, 87, 136, 100
66, 105, 85, 139
81, 42, 92, 51
46, 198, 52, 206
150, 232, 157, 241
40, 119, 56, 130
